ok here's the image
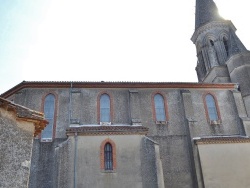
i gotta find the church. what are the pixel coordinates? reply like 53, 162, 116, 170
1, 0, 250, 187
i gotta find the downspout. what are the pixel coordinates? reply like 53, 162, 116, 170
74, 132, 78, 188
128, 90, 132, 125
69, 82, 78, 187
69, 82, 73, 125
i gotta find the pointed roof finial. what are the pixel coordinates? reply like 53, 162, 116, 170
195, 0, 223, 30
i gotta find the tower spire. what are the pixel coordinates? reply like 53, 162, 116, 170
195, 0, 223, 30
228, 27, 247, 56
192, 0, 250, 116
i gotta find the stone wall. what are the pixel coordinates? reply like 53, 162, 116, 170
197, 138, 250, 188
5, 85, 245, 187
0, 108, 34, 188
29, 138, 68, 188
72, 135, 144, 188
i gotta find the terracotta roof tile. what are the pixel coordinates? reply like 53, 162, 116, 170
1, 81, 238, 98
0, 97, 48, 137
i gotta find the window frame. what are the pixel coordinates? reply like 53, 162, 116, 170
203, 93, 221, 125
152, 92, 169, 124
40, 93, 57, 142
104, 143, 113, 170
97, 92, 114, 125
100, 138, 116, 172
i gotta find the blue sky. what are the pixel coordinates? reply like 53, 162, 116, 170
0, 0, 250, 94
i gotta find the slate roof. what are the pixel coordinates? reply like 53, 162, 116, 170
195, 0, 223, 30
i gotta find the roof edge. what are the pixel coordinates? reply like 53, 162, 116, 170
194, 135, 250, 145
1, 81, 237, 98
0, 97, 48, 137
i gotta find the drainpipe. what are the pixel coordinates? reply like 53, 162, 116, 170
128, 90, 132, 125
69, 82, 73, 125
74, 132, 78, 188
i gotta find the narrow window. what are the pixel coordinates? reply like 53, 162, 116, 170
210, 40, 214, 46
223, 37, 229, 56
205, 94, 219, 121
41, 94, 55, 140
154, 94, 166, 121
104, 143, 113, 170
100, 139, 116, 171
100, 94, 111, 122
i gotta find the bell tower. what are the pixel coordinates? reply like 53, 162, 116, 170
192, 0, 250, 115
192, 0, 248, 83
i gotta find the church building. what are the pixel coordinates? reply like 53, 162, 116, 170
1, 0, 250, 187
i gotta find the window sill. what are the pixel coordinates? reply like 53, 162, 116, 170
101, 169, 116, 173
40, 138, 53, 142
210, 120, 221, 125
100, 122, 111, 126
156, 121, 168, 125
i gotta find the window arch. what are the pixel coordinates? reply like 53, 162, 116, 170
152, 92, 169, 124
100, 139, 116, 171
41, 94, 56, 141
100, 94, 111, 122
204, 93, 220, 123
154, 94, 166, 121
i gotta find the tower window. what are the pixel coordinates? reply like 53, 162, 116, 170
104, 143, 113, 170
205, 94, 219, 122
41, 94, 56, 141
223, 37, 229, 56
100, 94, 111, 123
210, 40, 214, 46
154, 94, 167, 121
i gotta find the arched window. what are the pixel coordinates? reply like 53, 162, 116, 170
223, 37, 229, 56
100, 94, 111, 122
205, 94, 219, 121
41, 94, 56, 140
210, 40, 214, 46
104, 143, 113, 170
154, 94, 166, 121
100, 139, 116, 171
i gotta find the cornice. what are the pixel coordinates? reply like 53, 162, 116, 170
1, 81, 237, 98
191, 20, 236, 43
66, 125, 149, 136
194, 136, 250, 145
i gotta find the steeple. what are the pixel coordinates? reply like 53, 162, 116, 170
192, 0, 250, 116
195, 0, 223, 30
228, 27, 247, 56
192, 0, 249, 83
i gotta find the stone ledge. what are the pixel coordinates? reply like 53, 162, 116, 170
194, 136, 250, 145
66, 125, 149, 136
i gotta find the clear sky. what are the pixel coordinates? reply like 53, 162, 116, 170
0, 0, 250, 94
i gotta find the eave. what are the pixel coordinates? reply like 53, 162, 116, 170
1, 81, 237, 98
0, 97, 48, 137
